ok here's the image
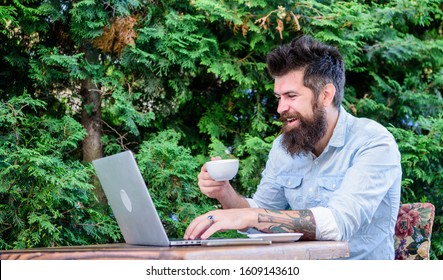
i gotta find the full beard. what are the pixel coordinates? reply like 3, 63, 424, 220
279, 104, 328, 156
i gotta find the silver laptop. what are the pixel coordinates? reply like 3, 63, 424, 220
92, 150, 271, 247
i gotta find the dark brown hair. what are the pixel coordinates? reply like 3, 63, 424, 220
266, 35, 345, 108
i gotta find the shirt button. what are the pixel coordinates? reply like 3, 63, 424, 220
332, 184, 336, 189
287, 181, 291, 186
314, 160, 319, 165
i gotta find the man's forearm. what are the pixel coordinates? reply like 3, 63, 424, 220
254, 209, 316, 240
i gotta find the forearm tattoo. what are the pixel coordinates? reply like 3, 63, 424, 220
256, 209, 316, 240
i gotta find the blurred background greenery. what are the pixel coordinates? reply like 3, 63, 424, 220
1, 0, 442, 259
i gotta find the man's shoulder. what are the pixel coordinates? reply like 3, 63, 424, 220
339, 110, 399, 157
342, 109, 393, 138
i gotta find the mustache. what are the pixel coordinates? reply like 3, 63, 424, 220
278, 112, 303, 123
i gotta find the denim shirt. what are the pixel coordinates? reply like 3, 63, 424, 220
251, 107, 402, 259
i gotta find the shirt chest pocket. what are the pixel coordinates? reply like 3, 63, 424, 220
276, 175, 304, 206
276, 175, 303, 189
316, 176, 344, 206
317, 176, 342, 191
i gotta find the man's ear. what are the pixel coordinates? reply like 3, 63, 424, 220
321, 83, 336, 107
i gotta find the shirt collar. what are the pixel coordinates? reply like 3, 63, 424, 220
327, 106, 350, 148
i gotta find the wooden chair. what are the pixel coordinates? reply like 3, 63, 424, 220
394, 202, 435, 260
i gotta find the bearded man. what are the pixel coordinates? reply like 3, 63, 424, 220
184, 35, 402, 260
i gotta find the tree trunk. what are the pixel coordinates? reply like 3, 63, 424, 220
80, 42, 106, 204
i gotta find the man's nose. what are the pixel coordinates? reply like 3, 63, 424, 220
277, 99, 289, 115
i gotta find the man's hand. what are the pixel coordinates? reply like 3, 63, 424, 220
184, 208, 317, 241
197, 157, 232, 199
197, 157, 250, 209
184, 208, 257, 240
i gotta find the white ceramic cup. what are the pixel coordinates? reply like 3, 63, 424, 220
205, 159, 239, 181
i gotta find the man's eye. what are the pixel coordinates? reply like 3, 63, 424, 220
287, 94, 297, 98
274, 95, 281, 100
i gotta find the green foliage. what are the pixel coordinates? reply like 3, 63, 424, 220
70, 0, 110, 40
389, 115, 443, 257
1, 0, 442, 259
29, 47, 86, 86
0, 94, 121, 249
0, 5, 17, 35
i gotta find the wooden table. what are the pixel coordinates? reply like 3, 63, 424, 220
0, 241, 349, 260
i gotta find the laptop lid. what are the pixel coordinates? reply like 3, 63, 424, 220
92, 150, 174, 246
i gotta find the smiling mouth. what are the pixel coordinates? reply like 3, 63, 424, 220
279, 113, 301, 126
286, 117, 298, 124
